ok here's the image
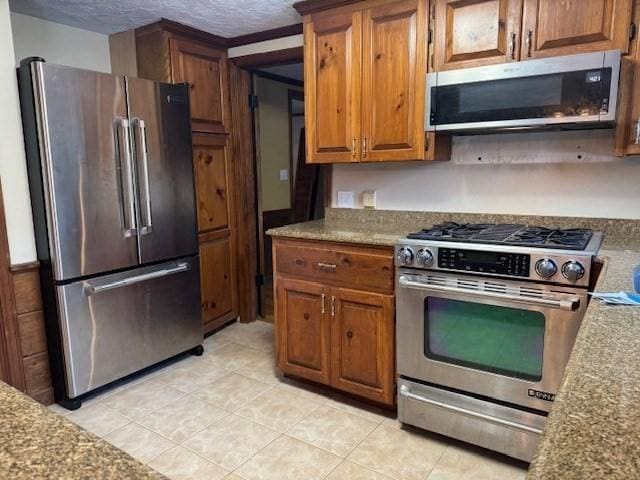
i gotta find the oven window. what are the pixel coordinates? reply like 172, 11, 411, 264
424, 298, 545, 381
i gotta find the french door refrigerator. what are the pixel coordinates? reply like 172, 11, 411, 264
18, 59, 203, 409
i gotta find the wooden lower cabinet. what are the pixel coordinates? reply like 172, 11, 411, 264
274, 238, 396, 406
200, 235, 236, 332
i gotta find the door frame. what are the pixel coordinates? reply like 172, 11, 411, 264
229, 46, 332, 321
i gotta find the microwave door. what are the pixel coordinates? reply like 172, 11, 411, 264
126, 77, 198, 264
28, 62, 139, 281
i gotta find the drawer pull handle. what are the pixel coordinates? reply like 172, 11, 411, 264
317, 262, 337, 271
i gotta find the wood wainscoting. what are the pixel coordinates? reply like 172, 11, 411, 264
10, 262, 54, 405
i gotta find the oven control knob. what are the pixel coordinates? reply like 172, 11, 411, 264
416, 249, 434, 267
562, 261, 585, 282
396, 247, 414, 266
535, 258, 557, 278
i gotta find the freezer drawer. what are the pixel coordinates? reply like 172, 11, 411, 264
57, 256, 202, 398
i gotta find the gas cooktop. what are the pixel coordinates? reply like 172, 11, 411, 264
407, 222, 593, 251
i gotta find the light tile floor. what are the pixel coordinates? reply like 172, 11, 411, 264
50, 320, 529, 480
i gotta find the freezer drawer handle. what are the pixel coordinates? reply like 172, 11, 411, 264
115, 117, 137, 238
399, 385, 543, 435
85, 263, 190, 295
398, 276, 580, 311
132, 117, 153, 235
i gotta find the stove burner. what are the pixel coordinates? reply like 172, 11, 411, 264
407, 223, 593, 250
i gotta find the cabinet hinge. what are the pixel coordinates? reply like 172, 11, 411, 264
255, 273, 264, 286
428, 28, 433, 44
630, 22, 637, 41
248, 94, 259, 110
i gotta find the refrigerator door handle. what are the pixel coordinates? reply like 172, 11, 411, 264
84, 262, 190, 295
115, 117, 137, 237
132, 117, 153, 235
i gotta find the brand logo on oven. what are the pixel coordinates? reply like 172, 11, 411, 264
528, 389, 555, 402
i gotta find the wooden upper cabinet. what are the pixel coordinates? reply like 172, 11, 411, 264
434, 0, 524, 70
170, 38, 231, 134
305, 11, 362, 163
521, 0, 632, 60
331, 287, 395, 405
361, 0, 427, 161
276, 278, 331, 385
193, 134, 230, 233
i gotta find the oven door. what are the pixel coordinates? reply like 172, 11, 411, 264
396, 269, 587, 412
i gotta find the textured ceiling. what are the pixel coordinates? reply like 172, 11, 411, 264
9, 0, 302, 37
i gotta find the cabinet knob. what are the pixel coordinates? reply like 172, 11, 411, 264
304, 313, 310, 320
346, 331, 353, 339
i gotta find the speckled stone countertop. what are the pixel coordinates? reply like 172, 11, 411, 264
0, 382, 165, 480
269, 208, 640, 479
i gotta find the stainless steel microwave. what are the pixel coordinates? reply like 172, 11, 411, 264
426, 50, 621, 134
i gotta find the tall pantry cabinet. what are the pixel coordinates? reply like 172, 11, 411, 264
133, 21, 238, 333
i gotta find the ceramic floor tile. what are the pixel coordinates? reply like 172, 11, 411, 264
100, 379, 185, 420
204, 343, 267, 371
231, 323, 275, 353
427, 446, 528, 480
66, 403, 130, 437
326, 461, 395, 480
326, 393, 393, 424
47, 403, 71, 416
137, 395, 229, 443
191, 373, 272, 412
287, 405, 378, 457
148, 445, 229, 480
278, 377, 333, 404
348, 425, 447, 480
234, 435, 341, 480
182, 414, 279, 471
223, 475, 244, 480
104, 423, 174, 463
155, 358, 231, 393
235, 385, 323, 432
235, 354, 282, 385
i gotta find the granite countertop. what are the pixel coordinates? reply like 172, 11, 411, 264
268, 209, 640, 479
0, 382, 165, 480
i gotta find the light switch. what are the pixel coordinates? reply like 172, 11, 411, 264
279, 169, 289, 181
362, 190, 377, 209
337, 191, 354, 208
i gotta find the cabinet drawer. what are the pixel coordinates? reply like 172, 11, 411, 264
274, 240, 394, 293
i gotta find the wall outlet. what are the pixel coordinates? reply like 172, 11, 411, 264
279, 169, 289, 181
337, 191, 355, 208
362, 190, 377, 209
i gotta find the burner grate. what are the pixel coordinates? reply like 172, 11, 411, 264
407, 223, 593, 250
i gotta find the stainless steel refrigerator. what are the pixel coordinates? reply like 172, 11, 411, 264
18, 59, 203, 409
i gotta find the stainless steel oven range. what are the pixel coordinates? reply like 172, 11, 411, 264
395, 223, 602, 462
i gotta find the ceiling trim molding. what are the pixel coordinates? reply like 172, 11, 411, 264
227, 23, 303, 48
293, 0, 362, 15
231, 46, 304, 68
254, 69, 304, 87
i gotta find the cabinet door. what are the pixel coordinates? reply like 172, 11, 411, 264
521, 0, 632, 60
276, 278, 331, 385
193, 134, 231, 233
170, 37, 231, 134
331, 288, 395, 405
200, 235, 236, 329
434, 0, 523, 71
304, 11, 362, 163
361, 0, 427, 161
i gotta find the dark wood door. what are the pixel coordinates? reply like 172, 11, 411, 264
330, 287, 395, 405
521, 0, 632, 59
276, 278, 331, 385
434, 0, 524, 71
170, 37, 231, 134
361, 0, 427, 161
304, 10, 362, 163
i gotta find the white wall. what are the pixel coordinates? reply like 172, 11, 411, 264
10, 12, 111, 73
332, 131, 640, 219
0, 0, 36, 264
228, 35, 303, 58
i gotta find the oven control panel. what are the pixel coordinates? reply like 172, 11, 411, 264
438, 248, 530, 277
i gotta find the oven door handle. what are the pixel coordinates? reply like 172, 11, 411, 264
399, 385, 544, 435
398, 276, 580, 311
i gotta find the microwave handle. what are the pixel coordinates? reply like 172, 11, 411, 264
398, 276, 580, 311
